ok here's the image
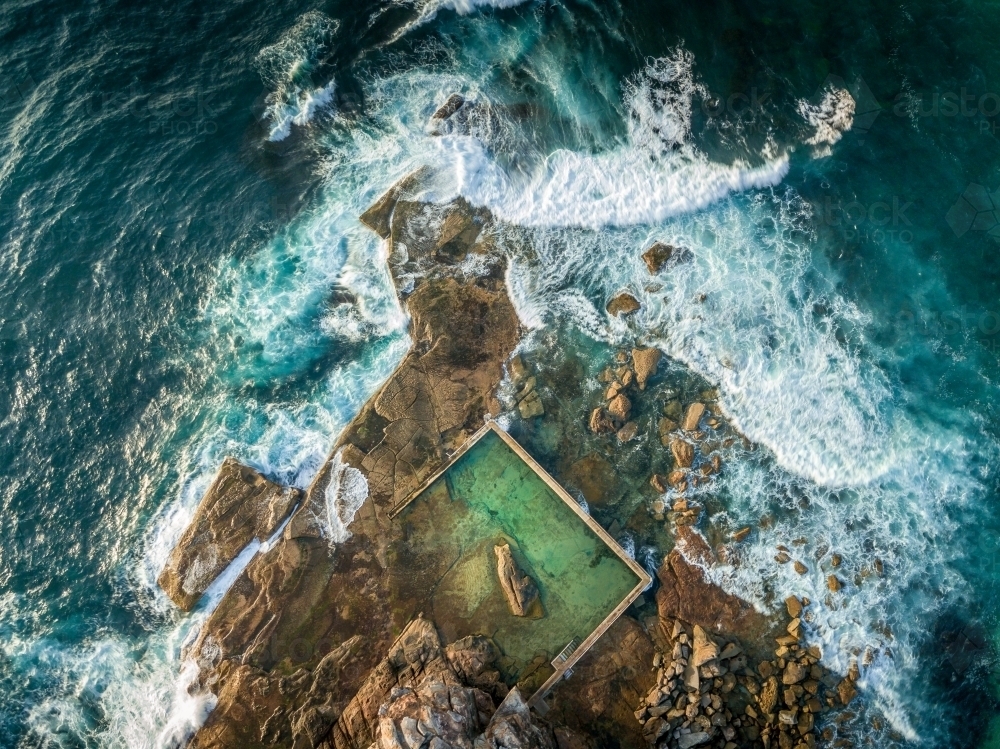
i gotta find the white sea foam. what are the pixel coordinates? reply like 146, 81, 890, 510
256, 11, 339, 141
322, 448, 369, 547
798, 83, 855, 154
437, 49, 789, 227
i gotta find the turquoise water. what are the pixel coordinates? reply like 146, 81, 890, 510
2, 0, 1000, 746
398, 428, 643, 677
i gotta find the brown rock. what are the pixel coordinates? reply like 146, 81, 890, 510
794, 561, 808, 575
616, 421, 639, 443
588, 407, 615, 435
758, 676, 779, 714
631, 347, 661, 390
655, 530, 770, 646
671, 438, 695, 468
837, 679, 857, 706
782, 662, 807, 685
831, 553, 842, 568
785, 596, 803, 618
605, 382, 622, 400
608, 393, 632, 422
732, 527, 751, 542
495, 543, 541, 617
431, 93, 466, 121
650, 474, 668, 493
606, 292, 641, 317
157, 458, 300, 611
641, 242, 674, 274
668, 470, 687, 488
827, 575, 842, 592
518, 390, 544, 419
692, 625, 720, 667
682, 402, 706, 431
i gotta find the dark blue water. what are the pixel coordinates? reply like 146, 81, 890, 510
2, 0, 1000, 746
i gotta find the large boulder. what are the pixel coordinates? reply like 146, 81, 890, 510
631, 348, 661, 390
157, 457, 299, 610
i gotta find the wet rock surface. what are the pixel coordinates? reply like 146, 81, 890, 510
157, 457, 300, 610
184, 183, 521, 749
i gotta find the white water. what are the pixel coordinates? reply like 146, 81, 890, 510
256, 11, 339, 142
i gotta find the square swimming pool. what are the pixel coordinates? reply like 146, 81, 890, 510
390, 422, 650, 699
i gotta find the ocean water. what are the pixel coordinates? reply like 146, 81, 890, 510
3, 0, 1000, 747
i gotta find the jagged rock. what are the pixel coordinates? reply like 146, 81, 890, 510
495, 543, 541, 617
782, 662, 807, 685
432, 93, 466, 122
631, 348, 661, 390
157, 457, 300, 611
682, 403, 705, 431
650, 474, 668, 494
732, 527, 751, 542
656, 530, 770, 650
671, 438, 694, 468
837, 679, 857, 706
518, 390, 545, 419
509, 354, 529, 384
827, 575, 842, 592
785, 596, 803, 618
616, 421, 638, 443
359, 168, 431, 239
641, 242, 674, 274
480, 689, 556, 749
186, 198, 521, 749
607, 393, 632, 422
691, 625, 720, 667
606, 292, 641, 317
588, 407, 615, 435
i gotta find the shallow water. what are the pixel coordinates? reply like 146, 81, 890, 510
3, 0, 1000, 746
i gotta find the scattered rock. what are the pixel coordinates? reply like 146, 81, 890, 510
588, 408, 615, 435
606, 292, 641, 317
785, 596, 803, 618
682, 403, 706, 431
608, 393, 632, 422
732, 527, 751, 543
827, 575, 842, 592
631, 348, 661, 390
650, 474, 669, 494
692, 625, 720, 667
782, 662, 808, 685
671, 438, 694, 468
837, 679, 857, 706
793, 561, 808, 575
759, 676, 779, 714
641, 242, 674, 274
616, 421, 638, 443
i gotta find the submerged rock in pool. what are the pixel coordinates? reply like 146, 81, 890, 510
495, 542, 542, 618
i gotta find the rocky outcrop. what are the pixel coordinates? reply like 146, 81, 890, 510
631, 348, 661, 391
655, 530, 771, 649
545, 616, 658, 749
184, 187, 521, 749
330, 617, 552, 749
157, 457, 299, 610
495, 543, 541, 618
606, 292, 641, 317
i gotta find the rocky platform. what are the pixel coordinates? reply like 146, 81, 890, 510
164, 172, 861, 749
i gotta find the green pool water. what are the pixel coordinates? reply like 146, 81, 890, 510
395, 428, 644, 687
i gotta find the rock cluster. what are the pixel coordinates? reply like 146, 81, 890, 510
635, 605, 847, 749
589, 348, 662, 443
